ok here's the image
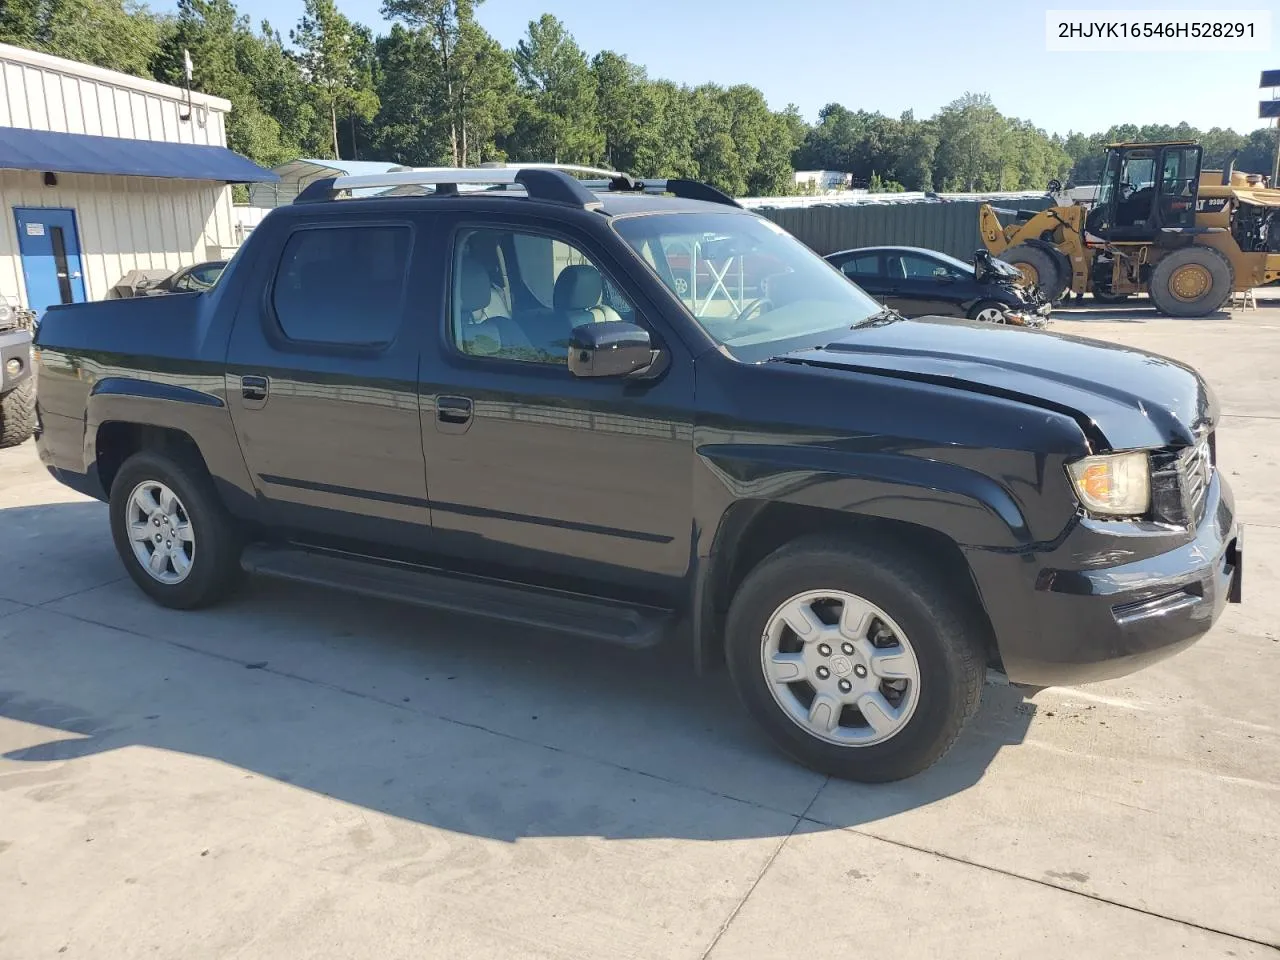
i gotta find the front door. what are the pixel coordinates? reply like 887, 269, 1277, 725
1156, 145, 1202, 229
419, 217, 694, 600
13, 207, 86, 316
886, 252, 963, 317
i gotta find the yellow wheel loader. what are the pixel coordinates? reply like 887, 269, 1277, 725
979, 141, 1280, 317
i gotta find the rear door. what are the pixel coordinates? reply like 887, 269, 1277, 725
832, 251, 887, 300
224, 212, 435, 549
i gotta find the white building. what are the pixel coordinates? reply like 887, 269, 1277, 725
0, 43, 276, 314
793, 170, 854, 193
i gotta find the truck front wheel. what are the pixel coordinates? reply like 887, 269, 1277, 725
108, 450, 243, 609
724, 536, 985, 781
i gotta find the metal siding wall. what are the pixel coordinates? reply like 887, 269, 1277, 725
0, 171, 237, 304
0, 46, 229, 147
757, 196, 1055, 259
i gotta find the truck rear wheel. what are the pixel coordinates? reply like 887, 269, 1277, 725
724, 536, 985, 782
998, 245, 1067, 303
1148, 246, 1233, 318
109, 450, 243, 609
0, 380, 36, 448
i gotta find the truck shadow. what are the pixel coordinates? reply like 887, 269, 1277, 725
0, 500, 1036, 843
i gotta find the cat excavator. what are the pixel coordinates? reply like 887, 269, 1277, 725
979, 141, 1280, 316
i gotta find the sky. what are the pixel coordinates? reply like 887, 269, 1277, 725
159, 0, 1280, 137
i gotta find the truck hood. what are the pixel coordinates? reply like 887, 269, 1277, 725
779, 316, 1214, 451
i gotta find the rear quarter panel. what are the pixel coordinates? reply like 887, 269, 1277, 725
34, 266, 255, 512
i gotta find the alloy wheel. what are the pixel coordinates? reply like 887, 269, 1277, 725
760, 589, 921, 746
126, 480, 196, 584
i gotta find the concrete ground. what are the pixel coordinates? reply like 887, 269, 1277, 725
2, 301, 1279, 959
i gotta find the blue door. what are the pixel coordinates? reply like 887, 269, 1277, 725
14, 207, 86, 316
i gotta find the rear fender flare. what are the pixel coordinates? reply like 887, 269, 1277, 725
84, 378, 256, 516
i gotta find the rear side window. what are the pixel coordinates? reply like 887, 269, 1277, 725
272, 225, 411, 345
840, 254, 879, 278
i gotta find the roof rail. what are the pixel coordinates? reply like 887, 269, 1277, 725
293, 163, 618, 207
290, 163, 743, 210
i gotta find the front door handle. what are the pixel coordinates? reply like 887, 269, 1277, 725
436, 395, 473, 434
241, 375, 269, 409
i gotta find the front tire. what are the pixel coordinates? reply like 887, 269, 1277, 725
725, 536, 985, 782
1148, 246, 1233, 318
0, 381, 36, 448
968, 300, 1008, 323
109, 450, 243, 609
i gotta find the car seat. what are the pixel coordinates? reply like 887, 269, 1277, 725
456, 258, 530, 357
517, 265, 616, 360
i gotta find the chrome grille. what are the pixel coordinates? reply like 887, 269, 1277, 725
1180, 434, 1213, 521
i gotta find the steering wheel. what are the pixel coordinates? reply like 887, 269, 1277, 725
737, 298, 772, 323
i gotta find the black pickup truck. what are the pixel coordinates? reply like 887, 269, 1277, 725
32, 167, 1242, 781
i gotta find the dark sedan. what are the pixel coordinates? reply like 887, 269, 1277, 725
825, 246, 1049, 325
139, 260, 228, 296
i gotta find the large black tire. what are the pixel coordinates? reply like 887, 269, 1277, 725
0, 380, 36, 449
998, 245, 1067, 302
1148, 246, 1234, 318
724, 536, 986, 782
109, 450, 243, 609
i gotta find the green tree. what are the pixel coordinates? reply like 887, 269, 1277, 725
934, 92, 1006, 191
591, 50, 646, 170
155, 0, 321, 166
506, 14, 602, 163
292, 0, 378, 159
381, 0, 481, 165
2, 0, 159, 77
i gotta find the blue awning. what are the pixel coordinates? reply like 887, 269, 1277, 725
0, 126, 279, 183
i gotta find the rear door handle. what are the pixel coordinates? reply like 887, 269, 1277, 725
436, 395, 473, 434
241, 375, 269, 409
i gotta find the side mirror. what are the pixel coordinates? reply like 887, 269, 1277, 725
568, 321, 654, 378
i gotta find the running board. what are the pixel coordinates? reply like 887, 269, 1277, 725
240, 543, 673, 649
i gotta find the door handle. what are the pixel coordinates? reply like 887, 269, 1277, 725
436, 395, 473, 434
241, 375, 269, 408
437, 396, 472, 422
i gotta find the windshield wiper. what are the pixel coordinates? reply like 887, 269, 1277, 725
853, 306, 904, 328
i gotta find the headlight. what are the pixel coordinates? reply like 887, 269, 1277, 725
1067, 451, 1150, 516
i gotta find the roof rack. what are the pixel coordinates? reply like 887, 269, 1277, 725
291, 163, 742, 210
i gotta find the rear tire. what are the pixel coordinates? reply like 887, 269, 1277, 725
998, 245, 1067, 302
0, 380, 36, 449
724, 536, 985, 782
109, 450, 243, 609
1148, 246, 1233, 318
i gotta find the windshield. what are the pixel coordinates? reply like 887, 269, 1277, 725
613, 213, 883, 361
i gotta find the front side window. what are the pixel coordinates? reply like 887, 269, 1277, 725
614, 212, 882, 362
451, 227, 634, 365
897, 254, 950, 280
272, 225, 411, 346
